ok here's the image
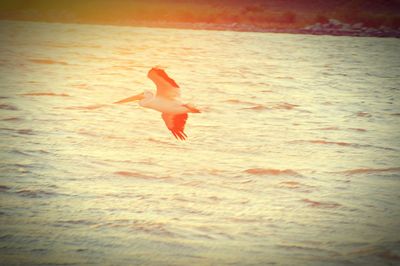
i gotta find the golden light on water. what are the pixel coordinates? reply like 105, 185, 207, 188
1, 2, 400, 265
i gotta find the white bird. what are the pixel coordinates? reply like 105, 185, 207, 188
114, 67, 200, 140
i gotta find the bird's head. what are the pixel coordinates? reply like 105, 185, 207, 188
143, 90, 154, 99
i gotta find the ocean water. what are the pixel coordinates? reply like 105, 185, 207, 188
0, 20, 399, 265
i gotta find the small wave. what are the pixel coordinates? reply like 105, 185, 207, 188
147, 137, 176, 145
29, 59, 68, 65
181, 180, 204, 187
339, 167, 400, 175
77, 130, 97, 137
356, 111, 372, 117
11, 151, 31, 160
0, 185, 11, 191
63, 104, 109, 110
9, 149, 50, 156
206, 168, 225, 176
45, 43, 101, 49
316, 127, 367, 132
279, 181, 301, 188
117, 50, 132, 55
17, 129, 35, 135
276, 76, 295, 80
56, 219, 97, 226
16, 188, 57, 198
279, 181, 314, 192
109, 65, 134, 71
104, 134, 125, 140
348, 128, 367, 132
72, 83, 90, 90
295, 140, 394, 151
348, 246, 400, 261
302, 198, 340, 208
128, 220, 173, 236
91, 219, 173, 236
0, 104, 18, 111
276, 243, 335, 254
21, 92, 70, 97
368, 145, 398, 151
114, 171, 167, 180
309, 140, 352, 146
244, 168, 300, 176
243, 104, 267, 111
0, 128, 35, 135
1, 117, 21, 121
225, 217, 260, 224
273, 102, 299, 110
318, 126, 340, 131
240, 102, 299, 111
378, 250, 400, 261
226, 99, 257, 105
30, 248, 48, 254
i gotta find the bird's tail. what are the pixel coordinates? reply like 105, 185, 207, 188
183, 103, 201, 113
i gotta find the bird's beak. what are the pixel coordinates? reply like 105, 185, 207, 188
114, 92, 144, 104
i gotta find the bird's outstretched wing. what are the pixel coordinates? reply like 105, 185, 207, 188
161, 113, 188, 140
149, 68, 181, 99
156, 81, 181, 100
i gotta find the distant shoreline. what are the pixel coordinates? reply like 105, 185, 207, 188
132, 20, 400, 38
1, 0, 400, 38
2, 18, 400, 38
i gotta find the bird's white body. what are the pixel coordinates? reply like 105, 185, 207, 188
139, 90, 188, 114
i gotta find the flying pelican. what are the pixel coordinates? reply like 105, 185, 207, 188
114, 67, 200, 140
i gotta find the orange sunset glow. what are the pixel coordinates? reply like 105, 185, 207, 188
1, 0, 400, 36
1, 0, 400, 265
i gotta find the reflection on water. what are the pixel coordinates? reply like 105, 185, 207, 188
1, 20, 400, 265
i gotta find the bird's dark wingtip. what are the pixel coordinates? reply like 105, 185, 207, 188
171, 130, 187, 141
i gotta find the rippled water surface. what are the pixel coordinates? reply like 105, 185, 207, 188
1, 20, 400, 265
